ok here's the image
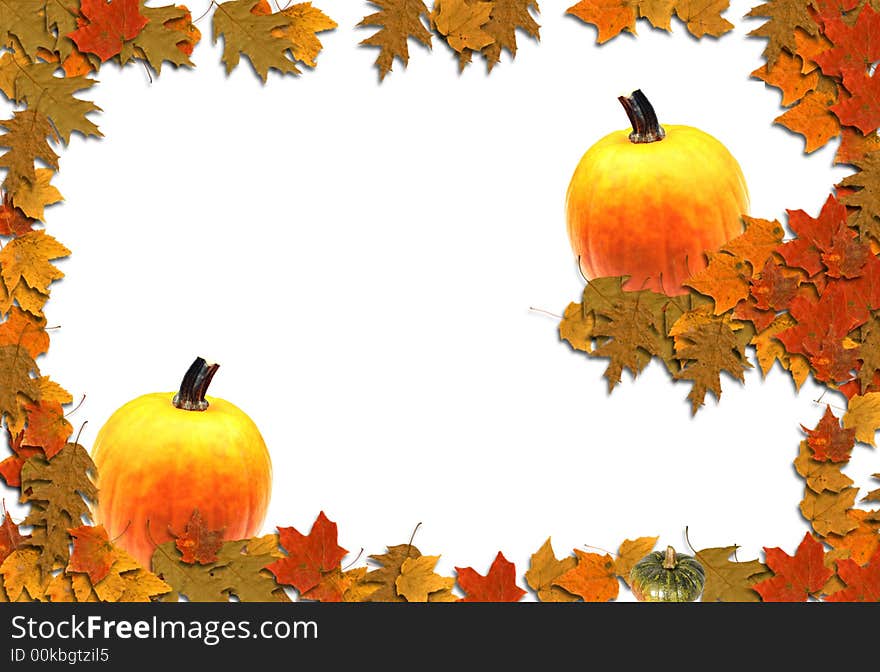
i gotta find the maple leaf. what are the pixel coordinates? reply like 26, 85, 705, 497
0, 196, 36, 237
684, 251, 752, 314
559, 301, 595, 353
12, 169, 63, 222
752, 532, 833, 601
814, 5, 880, 88
68, 0, 149, 62
674, 0, 734, 38
843, 391, 880, 444
669, 306, 751, 413
794, 25, 832, 73
525, 537, 578, 602
795, 440, 855, 493
613, 536, 658, 587
432, 0, 495, 53
478, 0, 540, 71
855, 314, 880, 392
839, 151, 880, 242
359, 0, 432, 81
551, 549, 618, 601
750, 259, 801, 311
275, 3, 337, 68
363, 542, 422, 602
0, 307, 49, 359
752, 51, 819, 106
67, 525, 116, 584
395, 555, 455, 601
83, 546, 171, 602
0, 429, 42, 488
20, 442, 97, 572
21, 399, 73, 459
0, 0, 58, 60
720, 216, 786, 273
635, 0, 676, 29
803, 404, 855, 462
774, 79, 840, 153
5, 61, 102, 144
0, 547, 47, 601
212, 0, 299, 81
826, 546, 880, 601
341, 566, 380, 602
694, 546, 768, 601
750, 314, 810, 389
267, 511, 348, 594
0, 344, 40, 434
746, 0, 820, 67
566, 0, 637, 44
825, 508, 880, 564
456, 551, 525, 602
0, 230, 70, 302
0, 505, 29, 566
0, 110, 60, 200
801, 486, 859, 536
172, 509, 225, 565
129, 4, 199, 74
831, 72, 880, 135
836, 127, 880, 167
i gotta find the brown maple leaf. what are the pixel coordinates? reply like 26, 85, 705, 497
0, 344, 40, 435
843, 391, 880, 444
839, 151, 880, 242
695, 546, 768, 601
456, 551, 526, 601
478, 0, 540, 71
364, 543, 423, 601
432, 0, 495, 53
0, 110, 60, 200
747, 0, 821, 67
359, 0, 432, 80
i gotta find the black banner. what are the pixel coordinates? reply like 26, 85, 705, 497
0, 602, 875, 667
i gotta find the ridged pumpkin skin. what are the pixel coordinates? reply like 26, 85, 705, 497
92, 392, 272, 568
566, 124, 749, 295
630, 548, 706, 602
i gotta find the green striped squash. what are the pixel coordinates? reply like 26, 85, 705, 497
630, 546, 706, 602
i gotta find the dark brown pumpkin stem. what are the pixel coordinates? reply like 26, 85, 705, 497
618, 90, 666, 144
663, 545, 677, 570
172, 356, 220, 411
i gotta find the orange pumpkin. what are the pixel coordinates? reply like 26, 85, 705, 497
565, 90, 749, 295
91, 357, 272, 567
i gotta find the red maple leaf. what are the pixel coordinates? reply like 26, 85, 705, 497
821, 224, 870, 278
814, 5, 880, 89
776, 196, 847, 277
808, 336, 859, 384
0, 196, 35, 237
733, 296, 776, 332
826, 546, 880, 602
455, 551, 526, 602
750, 258, 801, 310
68, 525, 116, 584
68, 0, 149, 62
753, 533, 833, 601
267, 511, 348, 594
0, 429, 43, 488
21, 400, 73, 459
834, 254, 880, 325
0, 503, 30, 565
832, 72, 880, 135
802, 405, 855, 462
173, 509, 224, 565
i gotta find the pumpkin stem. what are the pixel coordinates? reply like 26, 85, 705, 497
618, 90, 666, 144
172, 356, 220, 411
663, 545, 678, 570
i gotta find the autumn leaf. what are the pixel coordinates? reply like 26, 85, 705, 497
673, 0, 733, 38
359, 0, 432, 80
566, 0, 637, 44
525, 537, 578, 602
839, 151, 880, 242
84, 546, 171, 602
0, 429, 42, 488
843, 391, 880, 444
0, 307, 48, 359
0, 196, 36, 237
750, 313, 811, 389
456, 551, 526, 601
683, 251, 752, 314
0, 0, 58, 60
825, 508, 880, 564
0, 110, 60, 200
174, 509, 224, 565
831, 72, 880, 135
21, 399, 73, 459
68, 0, 149, 62
0, 547, 47, 601
267, 511, 348, 595
213, 0, 299, 81
0, 344, 40, 434
432, 0, 495, 53
695, 546, 768, 602
720, 216, 786, 273
275, 3, 337, 68
395, 555, 455, 601
746, 0, 820, 67
12, 169, 63, 222
363, 542, 422, 601
814, 4, 880, 89
67, 525, 116, 585
477, 0, 540, 71
614, 536, 658, 587
552, 549, 618, 601
558, 301, 595, 353
752, 51, 819, 106
794, 439, 855, 493
826, 546, 880, 601
803, 404, 856, 462
130, 4, 199, 74
800, 485, 859, 536
0, 230, 70, 304
0, 505, 29, 566
774, 79, 840, 153
752, 532, 833, 602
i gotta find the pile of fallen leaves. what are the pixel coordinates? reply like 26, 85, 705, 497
0, 2, 878, 602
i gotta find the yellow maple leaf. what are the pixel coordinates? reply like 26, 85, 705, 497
674, 0, 733, 38
843, 392, 880, 445
0, 230, 70, 296
800, 487, 859, 537
359, 0, 432, 81
12, 168, 63, 221
614, 536, 658, 587
273, 3, 337, 68
751, 313, 810, 390
683, 251, 752, 314
396, 555, 455, 601
525, 537, 578, 602
637, 0, 675, 30
0, 548, 47, 601
432, 0, 495, 53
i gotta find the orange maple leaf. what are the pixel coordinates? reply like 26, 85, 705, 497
826, 546, 880, 602
774, 83, 841, 153
267, 511, 348, 594
0, 503, 29, 565
802, 405, 856, 463
0, 307, 49, 359
21, 399, 73, 459
566, 0, 636, 44
551, 549, 619, 601
0, 429, 42, 488
67, 525, 116, 584
456, 551, 526, 601
752, 532, 833, 601
173, 509, 224, 565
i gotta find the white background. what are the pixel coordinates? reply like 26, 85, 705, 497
3, 1, 876, 600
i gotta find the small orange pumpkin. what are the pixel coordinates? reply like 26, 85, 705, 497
91, 357, 272, 567
565, 90, 749, 295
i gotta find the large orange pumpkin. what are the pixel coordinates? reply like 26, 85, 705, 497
91, 357, 272, 567
565, 90, 749, 295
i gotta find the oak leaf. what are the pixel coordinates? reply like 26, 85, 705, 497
395, 555, 455, 601
694, 546, 768, 602
478, 0, 540, 71
275, 3, 337, 67
838, 151, 880, 242
800, 485, 859, 536
0, 109, 60, 200
364, 542, 422, 601
0, 344, 40, 434
614, 536, 658, 587
0, 0, 57, 59
432, 0, 495, 53
774, 79, 840, 153
752, 51, 819, 106
842, 391, 880, 444
525, 537, 578, 602
566, 0, 637, 44
359, 0, 432, 81
673, 0, 733, 38
130, 4, 199, 74
267, 511, 348, 595
794, 440, 855, 493
456, 551, 526, 601
752, 532, 833, 601
746, 0, 820, 67
67, 525, 116, 584
552, 549, 618, 601
173, 509, 224, 564
68, 0, 149, 62
213, 0, 299, 81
